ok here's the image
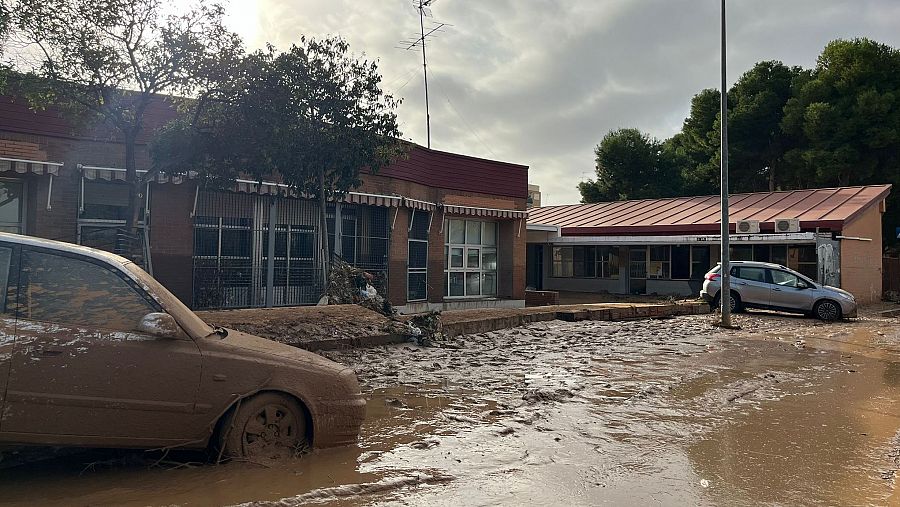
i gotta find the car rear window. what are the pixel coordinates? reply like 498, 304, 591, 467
731, 266, 767, 283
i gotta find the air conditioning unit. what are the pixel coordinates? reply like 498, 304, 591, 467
735, 220, 760, 234
774, 218, 801, 233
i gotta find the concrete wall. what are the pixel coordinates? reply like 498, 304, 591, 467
840, 203, 885, 304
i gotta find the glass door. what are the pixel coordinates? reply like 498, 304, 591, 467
629, 247, 647, 295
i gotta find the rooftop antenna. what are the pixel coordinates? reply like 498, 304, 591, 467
397, 0, 449, 149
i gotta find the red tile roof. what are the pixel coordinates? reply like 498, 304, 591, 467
529, 185, 892, 235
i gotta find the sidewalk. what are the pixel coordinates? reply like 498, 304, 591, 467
199, 301, 711, 351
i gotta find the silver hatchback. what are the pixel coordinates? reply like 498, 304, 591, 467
700, 261, 857, 321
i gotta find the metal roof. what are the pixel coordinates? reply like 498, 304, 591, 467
528, 185, 892, 236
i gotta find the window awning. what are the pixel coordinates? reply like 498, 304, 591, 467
0, 157, 62, 176
404, 197, 437, 211
80, 165, 189, 184
345, 191, 402, 207
233, 179, 401, 207
443, 204, 528, 219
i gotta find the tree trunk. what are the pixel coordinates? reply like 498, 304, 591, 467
124, 133, 142, 235
768, 164, 775, 192
318, 166, 330, 291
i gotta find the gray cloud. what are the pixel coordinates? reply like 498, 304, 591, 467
235, 0, 900, 205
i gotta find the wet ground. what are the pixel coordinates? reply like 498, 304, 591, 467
2, 310, 900, 506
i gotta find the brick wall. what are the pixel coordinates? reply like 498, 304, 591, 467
427, 211, 445, 304
149, 181, 196, 305
525, 290, 559, 306
0, 139, 48, 161
387, 207, 409, 305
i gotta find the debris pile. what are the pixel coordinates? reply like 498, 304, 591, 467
326, 257, 395, 317
325, 257, 445, 346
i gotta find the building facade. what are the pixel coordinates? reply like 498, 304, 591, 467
527, 185, 891, 304
0, 95, 529, 313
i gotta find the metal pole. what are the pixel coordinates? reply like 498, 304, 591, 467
265, 197, 277, 308
419, 0, 431, 148
719, 0, 732, 327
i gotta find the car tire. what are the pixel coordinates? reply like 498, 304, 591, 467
218, 392, 309, 460
813, 299, 841, 322
712, 291, 742, 313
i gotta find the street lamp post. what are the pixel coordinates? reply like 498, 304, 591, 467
720, 0, 732, 327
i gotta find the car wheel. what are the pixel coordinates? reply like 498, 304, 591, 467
813, 300, 841, 322
219, 392, 309, 459
711, 291, 742, 313
729, 291, 743, 313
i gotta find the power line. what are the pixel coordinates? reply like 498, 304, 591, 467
433, 79, 497, 158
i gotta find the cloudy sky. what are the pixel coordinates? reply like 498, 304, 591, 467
220, 0, 900, 205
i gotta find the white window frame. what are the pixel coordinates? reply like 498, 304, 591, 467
407, 210, 429, 302
444, 219, 498, 299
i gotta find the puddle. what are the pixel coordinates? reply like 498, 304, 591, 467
1, 314, 899, 506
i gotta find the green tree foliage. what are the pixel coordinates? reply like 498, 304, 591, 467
579, 128, 680, 202
782, 38, 900, 244
151, 37, 404, 261
728, 61, 801, 192
579, 38, 900, 245
1, 0, 242, 230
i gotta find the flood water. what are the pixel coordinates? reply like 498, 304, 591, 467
1, 313, 899, 506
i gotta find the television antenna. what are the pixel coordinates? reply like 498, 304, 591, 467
397, 0, 450, 149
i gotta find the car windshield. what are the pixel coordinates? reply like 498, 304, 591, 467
123, 261, 214, 337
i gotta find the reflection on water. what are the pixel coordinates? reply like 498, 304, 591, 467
1, 315, 899, 506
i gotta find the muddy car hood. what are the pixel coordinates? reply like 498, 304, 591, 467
213, 328, 347, 374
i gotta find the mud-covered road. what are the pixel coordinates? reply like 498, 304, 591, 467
2, 311, 900, 506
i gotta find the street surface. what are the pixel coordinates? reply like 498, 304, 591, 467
2, 311, 899, 506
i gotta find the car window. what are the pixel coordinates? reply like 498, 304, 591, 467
770, 270, 803, 288
731, 266, 767, 283
19, 249, 158, 332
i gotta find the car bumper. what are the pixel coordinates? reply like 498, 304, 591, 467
312, 396, 367, 447
700, 289, 714, 302
840, 301, 858, 319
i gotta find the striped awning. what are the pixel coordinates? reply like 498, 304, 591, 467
443, 204, 528, 219
0, 157, 62, 176
404, 197, 437, 211
81, 165, 189, 184
345, 191, 402, 207
233, 179, 401, 207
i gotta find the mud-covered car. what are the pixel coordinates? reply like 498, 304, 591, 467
0, 233, 364, 458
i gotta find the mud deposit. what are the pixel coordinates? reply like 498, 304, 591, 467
2, 312, 900, 506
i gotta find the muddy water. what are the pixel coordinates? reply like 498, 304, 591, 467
1, 313, 899, 506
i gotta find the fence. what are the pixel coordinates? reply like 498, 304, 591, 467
191, 190, 390, 310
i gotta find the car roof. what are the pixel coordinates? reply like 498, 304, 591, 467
715, 260, 789, 270
0, 232, 132, 267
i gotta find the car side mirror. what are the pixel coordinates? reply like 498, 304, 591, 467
136, 312, 181, 339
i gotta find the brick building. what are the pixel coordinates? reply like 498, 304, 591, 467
0, 95, 529, 312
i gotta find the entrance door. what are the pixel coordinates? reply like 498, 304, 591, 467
3, 246, 202, 442
0, 179, 25, 234
629, 247, 647, 295
526, 244, 543, 290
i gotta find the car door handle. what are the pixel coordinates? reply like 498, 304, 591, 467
39, 349, 63, 357
773, 288, 782, 292
733, 281, 746, 285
